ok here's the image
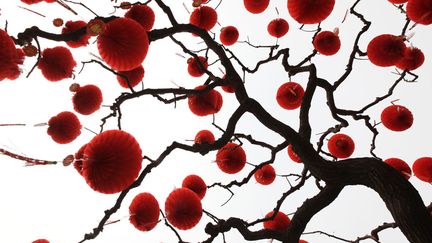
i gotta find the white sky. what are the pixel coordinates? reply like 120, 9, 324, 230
0, 0, 431, 243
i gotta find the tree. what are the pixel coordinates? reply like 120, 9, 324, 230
0, 0, 431, 242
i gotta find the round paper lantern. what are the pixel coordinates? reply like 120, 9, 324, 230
288, 0, 335, 24
216, 142, 246, 174
367, 34, 406, 67
81, 130, 142, 194
327, 133, 355, 159
129, 192, 160, 231
62, 20, 90, 48
116, 65, 144, 88
0, 29, 25, 81
182, 174, 207, 199
412, 157, 432, 182
21, 0, 43, 4
97, 17, 149, 71
125, 4, 155, 31
220, 26, 239, 46
244, 0, 270, 14
188, 85, 223, 116
221, 75, 236, 93
381, 105, 413, 132
187, 56, 208, 77
38, 46, 76, 82
313, 30, 341, 56
32, 240, 49, 243
165, 188, 202, 230
254, 164, 276, 185
396, 47, 425, 71
72, 84, 103, 115
190, 6, 218, 31
388, 0, 408, 3
194, 130, 215, 144
407, 0, 432, 25
267, 18, 289, 38
384, 158, 412, 180
276, 82, 304, 110
287, 144, 302, 163
47, 111, 81, 144
263, 211, 291, 232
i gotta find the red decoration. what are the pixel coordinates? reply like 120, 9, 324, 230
97, 17, 149, 71
129, 192, 160, 231
0, 29, 25, 81
220, 26, 239, 46
81, 130, 142, 194
182, 174, 207, 199
407, 0, 432, 25
221, 75, 236, 93
299, 240, 309, 243
287, 144, 302, 163
187, 56, 208, 77
276, 82, 304, 110
190, 6, 218, 31
216, 142, 246, 174
396, 47, 425, 71
243, 0, 270, 14
72, 84, 103, 115
23, 45, 38, 57
62, 20, 90, 48
384, 158, 412, 180
125, 4, 155, 31
188, 85, 223, 116
194, 130, 215, 144
412, 157, 432, 183
327, 133, 355, 158
367, 34, 406, 67
288, 0, 335, 24
21, 0, 43, 4
116, 65, 145, 88
165, 188, 202, 230
32, 240, 49, 243
313, 31, 341, 56
263, 211, 291, 232
381, 105, 413, 132
388, 0, 408, 3
254, 164, 276, 185
47, 111, 82, 144
86, 19, 106, 36
267, 18, 289, 38
38, 46, 76, 82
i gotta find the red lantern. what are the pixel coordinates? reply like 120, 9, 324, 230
388, 0, 408, 3
288, 0, 335, 24
38, 46, 76, 82
384, 158, 412, 180
243, 0, 270, 14
125, 4, 155, 31
97, 18, 149, 71
216, 142, 247, 174
267, 18, 289, 38
276, 82, 304, 110
381, 105, 413, 132
220, 26, 239, 46
287, 144, 302, 163
407, 0, 432, 25
116, 65, 145, 88
194, 130, 215, 144
72, 84, 103, 115
187, 56, 208, 77
188, 85, 223, 116
367, 34, 406, 67
165, 188, 202, 230
413, 157, 432, 183
263, 211, 291, 232
47, 111, 82, 144
327, 133, 355, 159
313, 30, 341, 56
182, 174, 207, 199
81, 130, 142, 194
190, 6, 218, 31
61, 20, 90, 48
129, 192, 160, 231
254, 164, 276, 185
396, 47, 425, 71
32, 240, 49, 243
0, 29, 24, 81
